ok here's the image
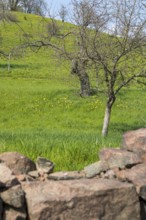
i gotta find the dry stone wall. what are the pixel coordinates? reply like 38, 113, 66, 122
0, 128, 146, 219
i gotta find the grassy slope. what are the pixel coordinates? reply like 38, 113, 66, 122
0, 12, 146, 171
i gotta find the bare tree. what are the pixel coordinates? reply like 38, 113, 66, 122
0, 0, 47, 15
59, 4, 68, 22
21, 0, 47, 15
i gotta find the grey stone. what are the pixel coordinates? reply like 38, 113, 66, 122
28, 170, 39, 178
0, 163, 19, 188
48, 171, 85, 180
22, 178, 140, 220
36, 157, 55, 174
99, 148, 142, 169
124, 163, 146, 200
102, 169, 116, 179
122, 128, 146, 154
84, 160, 109, 178
0, 152, 36, 175
1, 185, 25, 208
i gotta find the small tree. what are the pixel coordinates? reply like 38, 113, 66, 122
84, 0, 146, 136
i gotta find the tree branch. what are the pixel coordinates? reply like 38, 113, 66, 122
115, 72, 146, 95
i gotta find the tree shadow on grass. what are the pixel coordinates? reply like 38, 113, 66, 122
0, 64, 28, 69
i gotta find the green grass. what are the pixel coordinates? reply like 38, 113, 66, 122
0, 12, 146, 171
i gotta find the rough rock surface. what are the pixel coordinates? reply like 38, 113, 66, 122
84, 160, 109, 178
122, 128, 146, 154
22, 179, 140, 220
36, 157, 54, 174
1, 185, 25, 208
99, 148, 142, 168
0, 163, 19, 188
0, 152, 36, 175
48, 171, 85, 180
121, 164, 146, 200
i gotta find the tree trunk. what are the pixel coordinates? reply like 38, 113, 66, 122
71, 59, 91, 97
102, 98, 115, 137
79, 71, 90, 97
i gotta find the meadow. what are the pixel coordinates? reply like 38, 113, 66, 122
0, 12, 146, 171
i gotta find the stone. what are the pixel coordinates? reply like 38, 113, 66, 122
122, 128, 146, 154
48, 171, 85, 180
28, 170, 39, 178
99, 148, 142, 169
1, 185, 25, 208
0, 152, 36, 175
114, 169, 127, 182
0, 163, 19, 188
3, 205, 27, 220
22, 178, 140, 220
84, 160, 109, 178
36, 157, 55, 174
102, 169, 116, 179
123, 163, 146, 200
15, 174, 26, 182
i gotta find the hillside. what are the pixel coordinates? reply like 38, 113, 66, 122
0, 12, 146, 171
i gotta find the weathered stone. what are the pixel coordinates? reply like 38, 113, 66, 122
28, 170, 39, 178
124, 163, 146, 200
99, 148, 142, 169
0, 163, 19, 188
3, 205, 27, 220
36, 157, 54, 174
102, 169, 116, 179
15, 174, 26, 182
0, 152, 36, 175
22, 179, 140, 220
48, 171, 85, 180
84, 160, 109, 178
1, 185, 25, 208
122, 128, 146, 154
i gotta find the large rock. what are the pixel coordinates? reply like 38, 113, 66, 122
0, 152, 36, 175
0, 163, 18, 188
22, 179, 140, 220
123, 163, 146, 200
1, 185, 25, 208
122, 128, 146, 154
99, 148, 141, 169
